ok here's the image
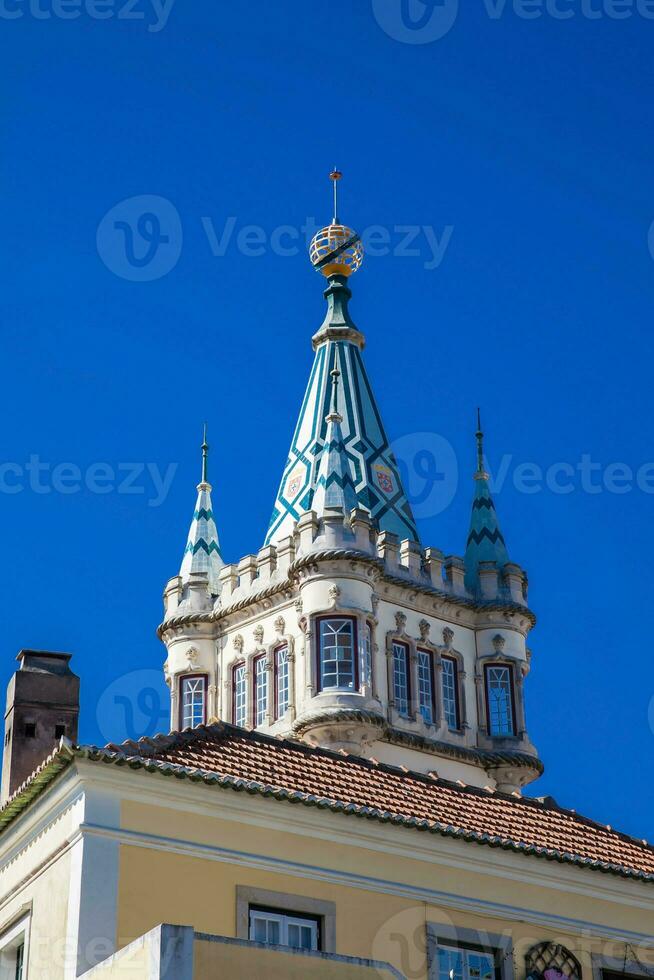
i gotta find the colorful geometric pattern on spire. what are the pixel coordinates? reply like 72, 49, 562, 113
311, 350, 359, 517
179, 430, 224, 595
464, 412, 509, 595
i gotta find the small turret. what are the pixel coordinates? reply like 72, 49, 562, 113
179, 426, 224, 596
464, 411, 509, 596
312, 350, 358, 518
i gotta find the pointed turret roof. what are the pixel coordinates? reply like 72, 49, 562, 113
464, 411, 509, 595
265, 173, 419, 547
179, 426, 224, 595
311, 350, 359, 517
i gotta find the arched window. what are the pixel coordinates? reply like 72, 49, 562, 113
392, 641, 411, 718
274, 645, 290, 719
485, 663, 516, 736
232, 662, 247, 728
179, 675, 207, 729
317, 617, 358, 691
441, 655, 460, 731
417, 649, 435, 725
253, 655, 269, 727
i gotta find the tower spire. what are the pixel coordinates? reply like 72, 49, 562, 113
312, 349, 358, 518
330, 168, 341, 225
179, 426, 224, 595
464, 410, 509, 595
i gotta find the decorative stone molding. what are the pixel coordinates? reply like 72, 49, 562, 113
253, 625, 264, 644
394, 611, 407, 633
274, 615, 286, 635
442, 627, 454, 648
294, 597, 303, 615
418, 619, 431, 641
184, 647, 200, 671
233, 634, 244, 653
492, 633, 506, 653
328, 584, 341, 606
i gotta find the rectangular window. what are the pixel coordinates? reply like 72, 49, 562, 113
417, 649, 434, 725
393, 642, 410, 718
0, 917, 29, 980
233, 662, 247, 728
485, 664, 515, 736
249, 908, 319, 951
253, 655, 269, 727
437, 945, 495, 980
318, 617, 357, 691
441, 656, 460, 731
180, 675, 207, 729
14, 942, 24, 980
274, 645, 290, 719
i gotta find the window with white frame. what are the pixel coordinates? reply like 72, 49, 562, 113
437, 944, 496, 980
274, 645, 290, 719
253, 655, 269, 727
179, 675, 207, 729
392, 641, 410, 717
417, 649, 434, 724
0, 915, 29, 980
232, 662, 247, 728
249, 908, 319, 951
318, 617, 357, 691
441, 655, 460, 731
485, 664, 515, 736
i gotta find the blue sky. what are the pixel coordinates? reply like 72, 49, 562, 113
2, 1, 653, 838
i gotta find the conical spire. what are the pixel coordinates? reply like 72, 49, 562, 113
464, 410, 509, 595
311, 350, 358, 517
265, 173, 419, 547
179, 425, 224, 595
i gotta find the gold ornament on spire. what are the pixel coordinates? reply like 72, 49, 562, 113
309, 170, 364, 278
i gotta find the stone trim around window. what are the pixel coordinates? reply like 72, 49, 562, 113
0, 910, 31, 978
592, 955, 654, 980
426, 921, 514, 980
235, 885, 336, 953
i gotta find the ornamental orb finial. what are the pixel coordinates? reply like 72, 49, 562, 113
309, 170, 364, 278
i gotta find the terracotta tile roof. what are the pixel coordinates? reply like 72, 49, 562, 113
95, 723, 654, 883
2, 723, 653, 885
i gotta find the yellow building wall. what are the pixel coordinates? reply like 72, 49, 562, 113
116, 797, 654, 980
194, 937, 401, 979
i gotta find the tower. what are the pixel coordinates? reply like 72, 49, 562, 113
159, 174, 541, 793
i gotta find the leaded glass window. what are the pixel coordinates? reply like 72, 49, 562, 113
275, 645, 290, 718
393, 642, 410, 717
254, 655, 269, 727
233, 662, 247, 728
441, 655, 459, 731
417, 649, 434, 724
180, 675, 206, 729
485, 664, 515, 736
318, 618, 356, 691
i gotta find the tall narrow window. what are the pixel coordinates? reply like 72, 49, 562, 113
318, 617, 357, 691
233, 662, 247, 728
393, 642, 410, 718
363, 622, 373, 688
274, 645, 290, 719
485, 664, 515, 736
441, 655, 460, 731
15, 943, 25, 980
417, 649, 434, 724
253, 655, 269, 727
179, 675, 207, 729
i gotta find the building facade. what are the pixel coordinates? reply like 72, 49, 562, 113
0, 176, 653, 979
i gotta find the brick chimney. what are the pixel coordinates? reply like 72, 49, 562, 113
1, 651, 80, 803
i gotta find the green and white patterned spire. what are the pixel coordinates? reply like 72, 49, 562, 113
312, 350, 359, 517
179, 425, 224, 595
464, 410, 509, 595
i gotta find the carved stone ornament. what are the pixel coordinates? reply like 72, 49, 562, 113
442, 627, 454, 648
233, 634, 244, 653
294, 598, 304, 615
328, 584, 341, 604
185, 647, 200, 669
274, 615, 286, 635
395, 611, 407, 632
254, 625, 265, 644
492, 633, 506, 653
418, 619, 431, 641
371, 594, 380, 616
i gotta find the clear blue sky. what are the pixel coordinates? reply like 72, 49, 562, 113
2, 1, 653, 839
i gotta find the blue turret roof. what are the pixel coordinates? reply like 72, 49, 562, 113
179, 428, 224, 595
311, 350, 359, 517
463, 413, 509, 595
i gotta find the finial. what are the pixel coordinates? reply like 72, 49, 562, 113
475, 408, 488, 480
326, 349, 343, 424
201, 423, 209, 486
309, 170, 364, 279
330, 168, 342, 225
